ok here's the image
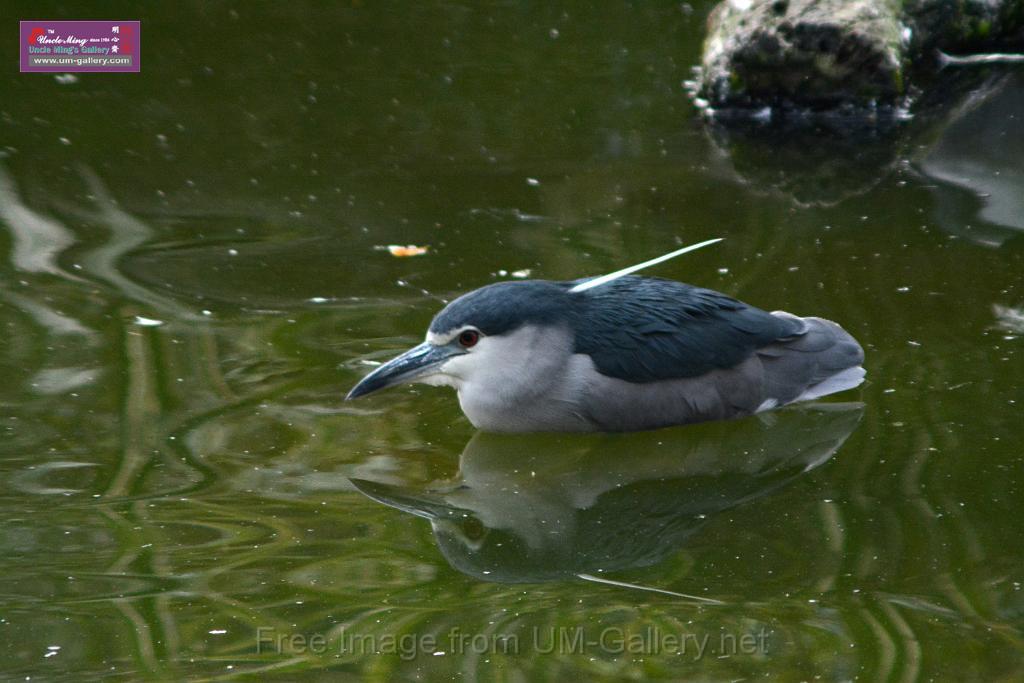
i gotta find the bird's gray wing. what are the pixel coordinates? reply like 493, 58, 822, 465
571, 276, 803, 382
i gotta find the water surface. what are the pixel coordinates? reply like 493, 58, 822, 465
1, 2, 1023, 680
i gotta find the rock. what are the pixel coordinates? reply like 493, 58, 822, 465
904, 0, 1024, 54
697, 0, 1024, 115
699, 0, 908, 112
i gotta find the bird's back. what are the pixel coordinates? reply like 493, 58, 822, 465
570, 276, 804, 382
559, 276, 864, 431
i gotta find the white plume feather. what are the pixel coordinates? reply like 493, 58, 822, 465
569, 238, 723, 293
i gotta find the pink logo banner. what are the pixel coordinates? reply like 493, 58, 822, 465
20, 20, 140, 73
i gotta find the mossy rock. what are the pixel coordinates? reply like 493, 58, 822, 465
697, 0, 1024, 115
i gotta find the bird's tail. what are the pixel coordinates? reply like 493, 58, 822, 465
757, 312, 865, 408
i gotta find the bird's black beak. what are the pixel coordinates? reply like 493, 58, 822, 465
346, 341, 461, 400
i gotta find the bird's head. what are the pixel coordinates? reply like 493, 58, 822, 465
345, 280, 576, 400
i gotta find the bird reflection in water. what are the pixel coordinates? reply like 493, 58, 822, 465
351, 404, 862, 598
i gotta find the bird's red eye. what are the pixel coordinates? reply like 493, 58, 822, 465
458, 330, 480, 348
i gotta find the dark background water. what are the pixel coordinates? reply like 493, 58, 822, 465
1, 2, 1023, 680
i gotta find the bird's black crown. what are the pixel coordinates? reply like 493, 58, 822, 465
429, 280, 576, 336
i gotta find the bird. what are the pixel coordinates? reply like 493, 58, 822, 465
346, 239, 865, 432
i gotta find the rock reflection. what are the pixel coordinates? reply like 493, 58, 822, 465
703, 71, 1024, 228
705, 121, 903, 208
918, 73, 1024, 246
351, 404, 863, 584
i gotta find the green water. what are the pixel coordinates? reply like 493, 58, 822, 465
2, 2, 1023, 681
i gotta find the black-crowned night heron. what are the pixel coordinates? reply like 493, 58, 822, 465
347, 240, 865, 432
